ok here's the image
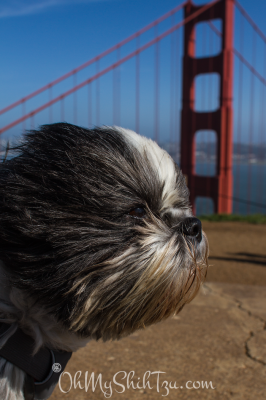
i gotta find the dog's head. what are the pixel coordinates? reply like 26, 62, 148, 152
0, 123, 208, 340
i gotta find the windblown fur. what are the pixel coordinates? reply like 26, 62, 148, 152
0, 123, 208, 399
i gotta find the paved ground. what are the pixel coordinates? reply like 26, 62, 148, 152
51, 222, 266, 400
204, 221, 266, 286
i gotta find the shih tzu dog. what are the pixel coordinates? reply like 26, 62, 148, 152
0, 123, 208, 399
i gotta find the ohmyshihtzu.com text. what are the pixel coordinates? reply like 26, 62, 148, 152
58, 370, 215, 397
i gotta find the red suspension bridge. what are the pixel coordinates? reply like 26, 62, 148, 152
0, 0, 266, 216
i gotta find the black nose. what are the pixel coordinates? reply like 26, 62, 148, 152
180, 217, 202, 243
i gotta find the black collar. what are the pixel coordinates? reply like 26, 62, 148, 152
0, 323, 72, 400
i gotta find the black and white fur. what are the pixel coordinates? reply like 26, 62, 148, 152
0, 123, 208, 399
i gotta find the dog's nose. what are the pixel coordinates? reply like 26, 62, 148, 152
180, 217, 202, 243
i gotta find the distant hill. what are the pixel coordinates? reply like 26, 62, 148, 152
160, 142, 266, 164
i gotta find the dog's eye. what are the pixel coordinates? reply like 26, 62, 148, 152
129, 207, 146, 219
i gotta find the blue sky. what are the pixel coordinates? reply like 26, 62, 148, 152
1, 0, 266, 143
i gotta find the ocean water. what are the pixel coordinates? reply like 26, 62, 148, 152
195, 163, 266, 215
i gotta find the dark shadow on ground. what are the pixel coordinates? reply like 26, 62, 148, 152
235, 252, 266, 259
209, 252, 266, 267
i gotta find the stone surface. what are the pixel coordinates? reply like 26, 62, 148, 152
248, 330, 266, 365
203, 221, 266, 286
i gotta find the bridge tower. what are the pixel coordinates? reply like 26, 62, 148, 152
180, 0, 234, 214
